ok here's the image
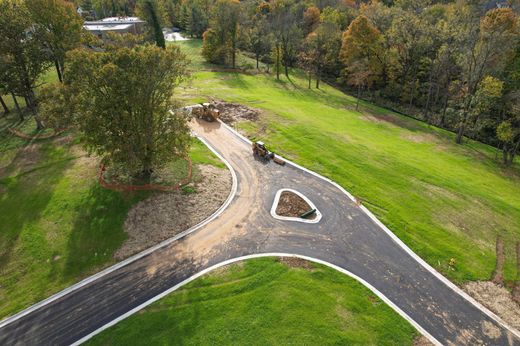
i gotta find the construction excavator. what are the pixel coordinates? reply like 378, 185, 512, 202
187, 103, 220, 122
252, 141, 285, 165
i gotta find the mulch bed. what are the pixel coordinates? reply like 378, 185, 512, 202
275, 191, 316, 219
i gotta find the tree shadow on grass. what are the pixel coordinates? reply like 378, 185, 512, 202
0, 145, 73, 272
62, 184, 148, 280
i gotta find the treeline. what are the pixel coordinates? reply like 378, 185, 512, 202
75, 0, 520, 165
198, 0, 520, 165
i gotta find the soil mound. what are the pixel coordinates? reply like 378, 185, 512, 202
213, 101, 259, 124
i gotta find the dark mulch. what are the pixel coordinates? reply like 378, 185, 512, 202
275, 191, 315, 219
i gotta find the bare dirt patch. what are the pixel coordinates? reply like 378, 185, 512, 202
278, 257, 314, 270
275, 191, 315, 219
413, 335, 434, 346
213, 100, 259, 124
115, 164, 232, 260
463, 281, 520, 331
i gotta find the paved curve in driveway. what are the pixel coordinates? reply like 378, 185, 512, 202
0, 119, 519, 345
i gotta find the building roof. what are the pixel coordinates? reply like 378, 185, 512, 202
83, 24, 135, 31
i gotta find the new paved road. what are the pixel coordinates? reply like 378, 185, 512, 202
0, 119, 517, 345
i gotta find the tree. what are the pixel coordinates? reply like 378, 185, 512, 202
60, 45, 191, 182
202, 28, 227, 64
303, 22, 341, 89
201, 0, 240, 68
137, 0, 166, 48
269, 0, 302, 78
453, 7, 517, 144
26, 0, 84, 83
0, 0, 51, 129
303, 6, 320, 36
340, 15, 385, 93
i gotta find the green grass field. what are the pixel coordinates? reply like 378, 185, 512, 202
0, 117, 225, 319
176, 40, 520, 284
87, 257, 419, 346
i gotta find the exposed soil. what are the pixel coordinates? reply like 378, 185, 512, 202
275, 191, 316, 219
413, 336, 434, 346
212, 100, 259, 124
463, 281, 520, 331
278, 257, 314, 270
115, 164, 232, 260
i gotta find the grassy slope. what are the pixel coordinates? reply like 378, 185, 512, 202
176, 40, 520, 284
88, 258, 418, 346
0, 113, 225, 319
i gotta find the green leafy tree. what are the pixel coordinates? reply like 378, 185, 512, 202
58, 45, 191, 182
136, 0, 166, 48
26, 0, 84, 83
0, 0, 51, 128
201, 0, 240, 68
453, 7, 517, 144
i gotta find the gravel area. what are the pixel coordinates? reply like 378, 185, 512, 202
463, 281, 520, 332
115, 164, 232, 260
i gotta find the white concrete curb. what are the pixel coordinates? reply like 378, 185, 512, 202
72, 253, 442, 346
0, 135, 238, 330
218, 119, 520, 340
270, 188, 322, 224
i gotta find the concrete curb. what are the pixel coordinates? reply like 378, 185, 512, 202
0, 134, 238, 330
218, 119, 520, 340
72, 253, 442, 346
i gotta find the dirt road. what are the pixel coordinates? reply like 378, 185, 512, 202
0, 119, 518, 345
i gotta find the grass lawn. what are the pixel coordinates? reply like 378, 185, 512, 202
0, 114, 225, 319
175, 40, 520, 284
87, 257, 419, 346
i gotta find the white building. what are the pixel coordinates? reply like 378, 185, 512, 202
83, 17, 146, 39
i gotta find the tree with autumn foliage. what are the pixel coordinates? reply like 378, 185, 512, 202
340, 15, 384, 96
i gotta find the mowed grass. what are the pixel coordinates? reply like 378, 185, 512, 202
176, 41, 520, 284
87, 257, 419, 346
0, 117, 226, 319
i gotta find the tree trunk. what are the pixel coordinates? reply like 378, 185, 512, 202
276, 45, 280, 80
232, 40, 236, 69
356, 84, 361, 111
0, 95, 9, 114
512, 242, 520, 304
503, 144, 509, 165
284, 63, 288, 78
55, 60, 63, 83
315, 68, 320, 89
256, 53, 259, 70
26, 90, 43, 130
308, 72, 311, 89
11, 93, 23, 121
509, 139, 520, 165
438, 92, 449, 127
456, 122, 466, 144
491, 234, 505, 285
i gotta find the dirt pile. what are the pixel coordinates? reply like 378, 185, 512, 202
275, 191, 315, 219
463, 281, 520, 331
115, 164, 232, 260
213, 101, 259, 124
